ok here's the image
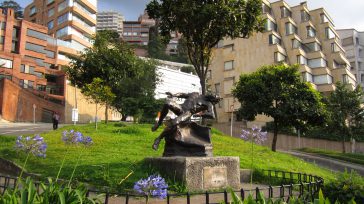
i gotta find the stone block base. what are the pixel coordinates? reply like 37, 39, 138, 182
145, 156, 240, 191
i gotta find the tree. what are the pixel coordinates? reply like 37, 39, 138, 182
66, 30, 159, 122
0, 0, 23, 18
147, 0, 263, 94
326, 82, 363, 153
180, 66, 196, 75
232, 64, 326, 151
82, 78, 115, 130
148, 25, 169, 61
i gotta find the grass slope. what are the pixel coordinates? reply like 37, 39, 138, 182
0, 123, 336, 191
298, 148, 364, 165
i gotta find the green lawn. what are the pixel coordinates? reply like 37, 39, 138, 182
298, 148, 364, 165
0, 123, 336, 191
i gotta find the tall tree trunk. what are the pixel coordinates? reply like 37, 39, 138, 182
200, 79, 206, 95
272, 120, 278, 152
95, 103, 98, 130
105, 104, 109, 124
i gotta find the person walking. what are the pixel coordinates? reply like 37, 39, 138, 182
52, 112, 60, 130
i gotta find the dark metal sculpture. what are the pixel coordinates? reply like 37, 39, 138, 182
151, 92, 220, 157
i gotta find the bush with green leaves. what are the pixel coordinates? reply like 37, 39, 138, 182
0, 177, 102, 204
323, 171, 364, 204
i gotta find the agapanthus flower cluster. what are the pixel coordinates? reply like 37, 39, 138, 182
15, 135, 47, 158
62, 130, 93, 146
133, 175, 168, 199
241, 125, 268, 144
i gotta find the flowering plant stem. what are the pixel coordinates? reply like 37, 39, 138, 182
15, 152, 30, 189
250, 139, 254, 190
56, 148, 69, 181
68, 149, 83, 187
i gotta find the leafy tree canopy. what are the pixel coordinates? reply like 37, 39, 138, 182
66, 30, 159, 121
0, 0, 23, 18
147, 0, 263, 94
233, 64, 326, 151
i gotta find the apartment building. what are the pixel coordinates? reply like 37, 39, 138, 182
23, 0, 97, 52
123, 11, 155, 46
337, 29, 364, 88
209, 0, 356, 124
97, 11, 124, 37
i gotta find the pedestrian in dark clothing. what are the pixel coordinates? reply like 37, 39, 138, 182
52, 112, 60, 130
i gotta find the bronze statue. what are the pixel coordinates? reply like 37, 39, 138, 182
152, 92, 220, 157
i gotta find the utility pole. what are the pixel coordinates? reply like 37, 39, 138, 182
230, 104, 234, 137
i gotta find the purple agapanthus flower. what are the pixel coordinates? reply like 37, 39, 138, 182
133, 175, 168, 199
62, 130, 93, 146
240, 125, 268, 144
14, 134, 47, 158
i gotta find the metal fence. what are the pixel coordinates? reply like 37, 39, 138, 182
0, 170, 324, 204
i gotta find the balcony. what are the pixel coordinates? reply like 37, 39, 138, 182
75, 0, 97, 14
72, 3, 96, 25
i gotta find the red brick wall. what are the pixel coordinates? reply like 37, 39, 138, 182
1, 79, 64, 123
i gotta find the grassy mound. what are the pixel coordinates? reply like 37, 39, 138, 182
0, 123, 336, 191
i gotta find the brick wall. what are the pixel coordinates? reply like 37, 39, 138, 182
0, 79, 64, 123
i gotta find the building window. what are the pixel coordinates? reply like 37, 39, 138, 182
280, 6, 291, 18
47, 20, 54, 30
325, 27, 335, 39
47, 0, 55, 5
58, 0, 68, 12
224, 44, 234, 51
0, 58, 13, 69
292, 39, 302, 49
303, 42, 321, 52
224, 61, 234, 71
48, 8, 54, 17
20, 64, 25, 72
269, 34, 281, 45
274, 52, 286, 63
262, 3, 272, 15
0, 22, 5, 30
45, 50, 55, 58
308, 58, 327, 68
314, 75, 333, 85
12, 27, 20, 53
320, 13, 329, 23
301, 10, 310, 22
264, 19, 277, 32
297, 55, 307, 65
56, 26, 69, 38
214, 83, 222, 108
27, 29, 48, 40
361, 74, 364, 82
0, 36, 4, 44
285, 23, 297, 35
331, 43, 340, 52
302, 72, 313, 82
29, 6, 36, 16
57, 13, 69, 25
306, 26, 316, 38
25, 42, 45, 53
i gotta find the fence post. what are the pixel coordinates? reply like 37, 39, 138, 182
269, 186, 273, 198
125, 193, 129, 204
240, 188, 245, 201
187, 192, 190, 204
280, 184, 284, 198
255, 187, 260, 201
167, 194, 170, 204
205, 191, 209, 204
224, 190, 228, 204
104, 192, 109, 204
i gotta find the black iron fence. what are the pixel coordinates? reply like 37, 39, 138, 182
0, 170, 324, 204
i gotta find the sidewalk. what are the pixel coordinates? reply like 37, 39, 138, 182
0, 122, 64, 136
282, 150, 364, 176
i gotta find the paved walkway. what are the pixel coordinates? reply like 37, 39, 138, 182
282, 150, 364, 176
0, 122, 64, 136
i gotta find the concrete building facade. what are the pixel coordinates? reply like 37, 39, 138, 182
123, 11, 155, 46
97, 11, 124, 37
209, 0, 356, 124
23, 0, 97, 52
155, 59, 201, 99
337, 29, 364, 89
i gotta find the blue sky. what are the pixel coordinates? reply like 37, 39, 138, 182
6, 0, 364, 30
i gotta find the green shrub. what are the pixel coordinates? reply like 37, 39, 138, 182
323, 170, 364, 204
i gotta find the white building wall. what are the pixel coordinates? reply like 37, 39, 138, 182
155, 63, 201, 99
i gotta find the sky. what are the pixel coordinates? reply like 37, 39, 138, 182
10, 0, 364, 31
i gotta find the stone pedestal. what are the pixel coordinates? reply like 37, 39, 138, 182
145, 156, 240, 191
